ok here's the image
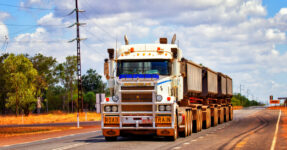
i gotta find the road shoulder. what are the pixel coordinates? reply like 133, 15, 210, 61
0, 125, 100, 147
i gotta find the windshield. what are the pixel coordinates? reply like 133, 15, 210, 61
117, 60, 171, 76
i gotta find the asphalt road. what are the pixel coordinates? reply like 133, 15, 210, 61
1, 107, 282, 150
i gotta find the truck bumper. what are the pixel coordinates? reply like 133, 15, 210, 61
102, 128, 176, 137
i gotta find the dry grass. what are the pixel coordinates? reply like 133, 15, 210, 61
0, 112, 101, 125
233, 106, 243, 110
0, 127, 77, 137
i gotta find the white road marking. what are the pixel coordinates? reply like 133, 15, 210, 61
173, 147, 181, 149
191, 139, 197, 142
52, 143, 88, 150
199, 136, 204, 139
183, 142, 190, 145
2, 130, 100, 147
270, 110, 281, 150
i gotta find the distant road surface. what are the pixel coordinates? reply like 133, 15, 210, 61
1, 107, 284, 150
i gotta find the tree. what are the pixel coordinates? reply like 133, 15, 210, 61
82, 69, 105, 93
55, 63, 67, 111
54, 56, 77, 113
84, 91, 96, 111
3, 54, 38, 116
30, 53, 57, 112
0, 53, 9, 114
64, 56, 77, 113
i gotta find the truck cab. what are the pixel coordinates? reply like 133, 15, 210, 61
102, 38, 182, 141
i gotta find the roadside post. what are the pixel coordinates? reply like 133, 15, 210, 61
96, 93, 105, 113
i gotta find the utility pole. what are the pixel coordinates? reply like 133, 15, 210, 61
69, 0, 86, 128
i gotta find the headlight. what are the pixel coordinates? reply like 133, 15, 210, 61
105, 106, 111, 112
159, 105, 165, 111
112, 95, 119, 102
112, 106, 118, 112
156, 95, 163, 102
165, 105, 171, 111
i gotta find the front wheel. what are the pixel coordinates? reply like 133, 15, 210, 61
167, 116, 178, 141
105, 136, 117, 141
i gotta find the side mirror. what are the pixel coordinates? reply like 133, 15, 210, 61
107, 48, 114, 59
171, 48, 178, 59
180, 58, 186, 77
104, 59, 109, 79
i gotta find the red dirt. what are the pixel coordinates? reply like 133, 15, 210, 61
0, 125, 101, 147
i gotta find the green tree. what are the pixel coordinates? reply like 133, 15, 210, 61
64, 56, 77, 113
84, 91, 96, 111
30, 53, 57, 112
54, 56, 77, 113
55, 63, 67, 111
82, 69, 104, 93
3, 54, 38, 116
0, 53, 9, 114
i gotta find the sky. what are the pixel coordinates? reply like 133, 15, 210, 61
0, 0, 286, 104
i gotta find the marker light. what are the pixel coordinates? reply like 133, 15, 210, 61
130, 47, 134, 52
157, 47, 161, 51
167, 97, 171, 101
106, 98, 110, 102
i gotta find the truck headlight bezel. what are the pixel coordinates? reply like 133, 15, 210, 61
159, 105, 165, 111
165, 105, 171, 111
105, 106, 111, 112
112, 105, 118, 112
156, 95, 163, 102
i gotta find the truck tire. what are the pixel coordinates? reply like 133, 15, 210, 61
218, 107, 224, 124
167, 115, 178, 141
224, 106, 230, 122
192, 109, 201, 133
179, 111, 188, 137
198, 109, 203, 132
188, 110, 193, 136
105, 136, 117, 141
203, 108, 211, 129
229, 106, 233, 121
207, 108, 211, 128
211, 107, 218, 127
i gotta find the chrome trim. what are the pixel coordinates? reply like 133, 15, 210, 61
102, 127, 174, 129
119, 90, 155, 93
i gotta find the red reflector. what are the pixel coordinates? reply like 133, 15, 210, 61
130, 47, 134, 52
157, 47, 161, 51
106, 98, 109, 102
167, 97, 171, 101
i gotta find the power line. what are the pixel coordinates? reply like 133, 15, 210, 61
0, 23, 66, 27
0, 3, 67, 11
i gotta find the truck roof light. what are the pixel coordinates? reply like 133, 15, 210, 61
167, 97, 171, 101
130, 47, 134, 52
157, 47, 161, 51
106, 98, 110, 102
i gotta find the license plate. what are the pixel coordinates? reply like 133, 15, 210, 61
104, 116, 119, 124
156, 116, 171, 124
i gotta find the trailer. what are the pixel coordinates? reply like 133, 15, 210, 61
102, 35, 233, 141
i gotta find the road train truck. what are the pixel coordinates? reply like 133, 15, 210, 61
102, 35, 233, 141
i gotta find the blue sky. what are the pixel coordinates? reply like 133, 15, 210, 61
0, 0, 287, 104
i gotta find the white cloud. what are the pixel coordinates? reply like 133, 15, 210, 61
8, 0, 287, 102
